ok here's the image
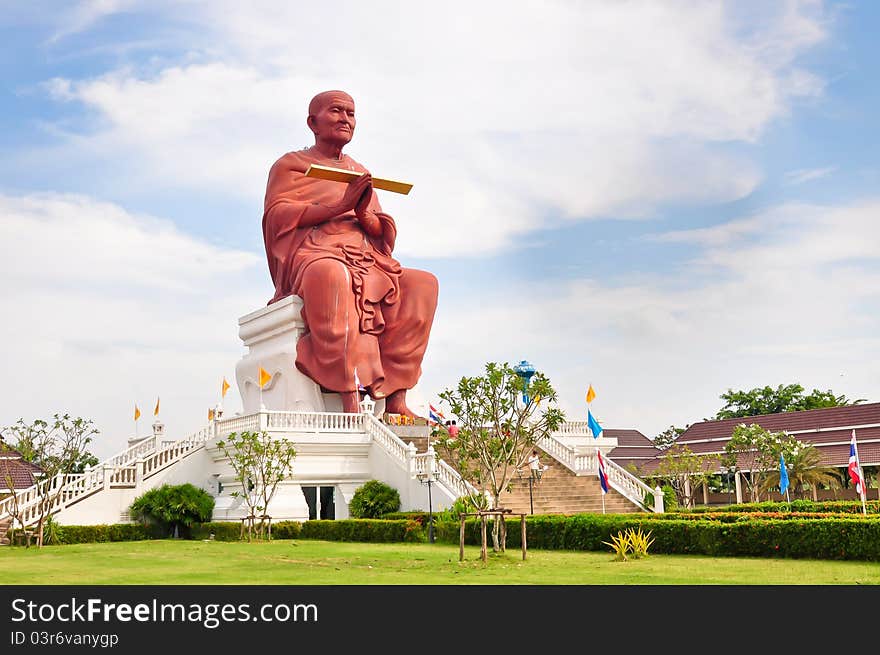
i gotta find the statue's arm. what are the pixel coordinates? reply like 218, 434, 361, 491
265, 164, 374, 229
354, 185, 383, 238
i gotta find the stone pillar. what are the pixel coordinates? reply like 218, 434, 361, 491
653, 485, 664, 513
735, 471, 743, 504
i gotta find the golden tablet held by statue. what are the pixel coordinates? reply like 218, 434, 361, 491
261, 90, 437, 417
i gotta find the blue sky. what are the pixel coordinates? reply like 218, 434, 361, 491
2, 1, 879, 460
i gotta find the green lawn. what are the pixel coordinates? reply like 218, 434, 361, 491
2, 539, 879, 584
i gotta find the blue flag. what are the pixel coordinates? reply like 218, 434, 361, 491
779, 453, 789, 496
587, 409, 603, 438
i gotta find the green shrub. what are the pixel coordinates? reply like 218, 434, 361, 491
644, 484, 678, 512
349, 480, 400, 519
130, 483, 215, 538
299, 518, 423, 543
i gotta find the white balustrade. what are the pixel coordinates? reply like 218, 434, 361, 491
540, 433, 660, 512
1, 423, 215, 528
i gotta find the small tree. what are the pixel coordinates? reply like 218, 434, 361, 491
436, 361, 564, 552
130, 483, 215, 538
2, 414, 99, 547
653, 444, 716, 509
349, 480, 400, 518
215, 430, 296, 540
0, 440, 28, 537
722, 423, 798, 502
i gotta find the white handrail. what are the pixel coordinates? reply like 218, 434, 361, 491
0, 423, 215, 528
540, 434, 661, 512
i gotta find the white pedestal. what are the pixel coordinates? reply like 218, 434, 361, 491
235, 296, 386, 415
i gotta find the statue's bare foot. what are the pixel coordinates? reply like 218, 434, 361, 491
384, 389, 416, 417
340, 391, 360, 413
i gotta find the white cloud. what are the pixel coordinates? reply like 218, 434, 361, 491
784, 166, 837, 185
2, 192, 877, 459
421, 199, 880, 437
0, 193, 266, 459
21, 0, 827, 257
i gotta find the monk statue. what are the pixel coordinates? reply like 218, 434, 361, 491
261, 90, 438, 416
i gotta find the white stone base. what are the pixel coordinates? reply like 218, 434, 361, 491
235, 295, 387, 416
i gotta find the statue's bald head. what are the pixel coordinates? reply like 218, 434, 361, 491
308, 90, 354, 117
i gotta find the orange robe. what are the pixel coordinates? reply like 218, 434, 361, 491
262, 148, 438, 397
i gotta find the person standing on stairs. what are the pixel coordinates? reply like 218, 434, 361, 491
528, 449, 547, 480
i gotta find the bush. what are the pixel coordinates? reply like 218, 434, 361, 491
130, 483, 215, 538
645, 484, 678, 512
349, 480, 400, 519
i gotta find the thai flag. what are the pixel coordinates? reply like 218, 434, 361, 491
428, 404, 444, 425
597, 450, 609, 494
849, 430, 866, 499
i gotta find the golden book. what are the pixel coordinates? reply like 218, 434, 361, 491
304, 164, 413, 195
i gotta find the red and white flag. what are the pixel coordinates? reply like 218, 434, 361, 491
597, 450, 609, 494
849, 429, 866, 500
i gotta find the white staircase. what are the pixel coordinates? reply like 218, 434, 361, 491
0, 424, 214, 532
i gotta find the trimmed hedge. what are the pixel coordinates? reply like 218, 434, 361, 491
14, 508, 880, 560
435, 513, 880, 561
10, 523, 163, 545
190, 521, 302, 541
686, 499, 880, 515
299, 519, 424, 543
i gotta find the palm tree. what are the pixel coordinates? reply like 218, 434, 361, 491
760, 443, 841, 500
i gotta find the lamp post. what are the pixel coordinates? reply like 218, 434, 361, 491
513, 360, 536, 405
417, 447, 440, 543
516, 467, 535, 515
721, 466, 732, 506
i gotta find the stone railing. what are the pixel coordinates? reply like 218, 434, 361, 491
411, 448, 480, 501
216, 410, 363, 437
216, 414, 261, 436
363, 413, 410, 463
553, 421, 592, 436
0, 423, 215, 528
364, 414, 479, 500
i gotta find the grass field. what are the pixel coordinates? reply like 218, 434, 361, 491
2, 539, 879, 584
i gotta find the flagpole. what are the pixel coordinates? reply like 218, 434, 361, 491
860, 465, 867, 516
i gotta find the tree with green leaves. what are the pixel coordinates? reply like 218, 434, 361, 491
436, 361, 565, 552
1, 414, 99, 547
130, 483, 215, 538
215, 430, 296, 540
653, 425, 684, 451
716, 383, 865, 420
652, 444, 717, 509
722, 423, 799, 502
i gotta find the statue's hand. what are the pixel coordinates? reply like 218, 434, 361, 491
338, 171, 372, 214
354, 182, 373, 219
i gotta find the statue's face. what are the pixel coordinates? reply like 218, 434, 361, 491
309, 92, 356, 146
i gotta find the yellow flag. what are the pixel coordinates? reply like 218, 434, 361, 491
586, 384, 596, 404
134, 404, 141, 421
221, 378, 230, 397
154, 397, 160, 416
259, 366, 271, 389
208, 408, 215, 421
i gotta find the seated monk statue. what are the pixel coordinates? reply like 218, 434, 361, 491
261, 90, 438, 416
